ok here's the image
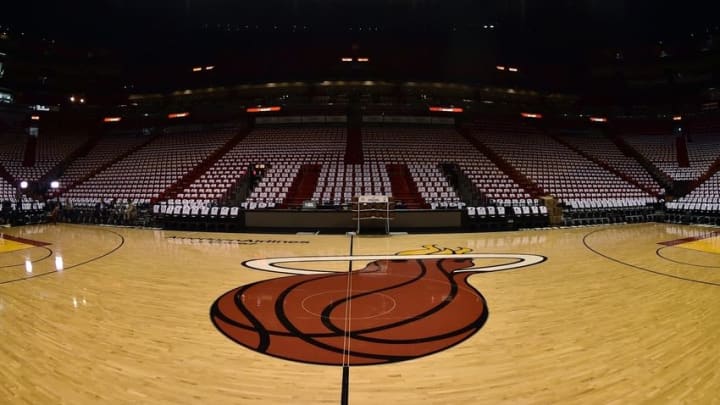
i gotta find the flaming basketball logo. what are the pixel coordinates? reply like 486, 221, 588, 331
210, 245, 545, 366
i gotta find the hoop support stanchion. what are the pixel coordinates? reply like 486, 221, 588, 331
351, 195, 395, 235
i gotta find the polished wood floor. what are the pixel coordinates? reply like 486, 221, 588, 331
0, 223, 718, 404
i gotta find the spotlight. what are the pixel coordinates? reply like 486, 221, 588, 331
20, 181, 28, 189
50, 181, 60, 189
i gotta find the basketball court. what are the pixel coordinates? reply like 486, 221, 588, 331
0, 223, 718, 404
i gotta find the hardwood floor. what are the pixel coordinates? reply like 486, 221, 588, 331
0, 223, 718, 404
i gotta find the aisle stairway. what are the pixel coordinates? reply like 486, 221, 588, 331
676, 136, 690, 168
345, 127, 364, 164
161, 129, 250, 201
282, 164, 322, 208
22, 136, 37, 167
386, 164, 427, 209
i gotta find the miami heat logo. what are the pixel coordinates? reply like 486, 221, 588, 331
210, 245, 546, 366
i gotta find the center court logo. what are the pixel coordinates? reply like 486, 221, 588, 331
210, 245, 546, 366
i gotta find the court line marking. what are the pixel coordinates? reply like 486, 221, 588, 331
655, 246, 720, 269
341, 235, 353, 405
243, 254, 545, 276
0, 234, 51, 247
582, 227, 720, 287
0, 246, 53, 269
0, 225, 125, 286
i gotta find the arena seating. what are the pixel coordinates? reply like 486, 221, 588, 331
2, 118, 717, 229
364, 127, 533, 208
242, 127, 347, 208
0, 178, 37, 209
52, 132, 150, 196
0, 174, 45, 223
157, 123, 664, 223
0, 177, 19, 202
155, 200, 242, 231
62, 126, 235, 205
166, 128, 248, 204
363, 128, 464, 209
623, 133, 720, 181
470, 123, 656, 209
195, 126, 470, 210
154, 126, 348, 213
661, 118, 720, 223
0, 131, 81, 213
159, 126, 523, 212
667, 170, 720, 223
0, 131, 88, 182
314, 162, 391, 207
556, 132, 662, 195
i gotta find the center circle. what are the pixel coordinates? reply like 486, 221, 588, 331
300, 289, 397, 320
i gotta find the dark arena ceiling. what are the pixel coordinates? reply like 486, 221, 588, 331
5, 1, 717, 50
1, 0, 719, 107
